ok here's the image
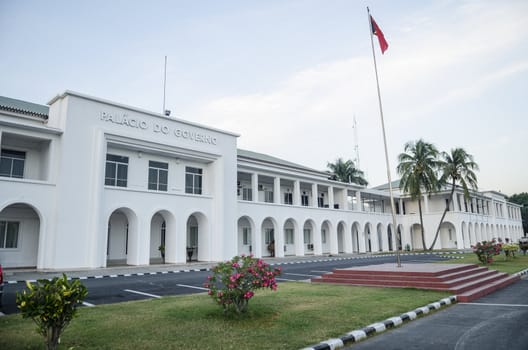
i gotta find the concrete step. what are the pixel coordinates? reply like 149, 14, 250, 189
315, 270, 501, 290
457, 275, 520, 302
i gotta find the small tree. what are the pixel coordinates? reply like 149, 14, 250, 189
16, 274, 88, 350
204, 255, 281, 314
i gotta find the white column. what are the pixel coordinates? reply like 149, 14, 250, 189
312, 183, 318, 207
423, 194, 430, 213
274, 177, 281, 204
295, 225, 304, 256
356, 191, 362, 211
313, 222, 322, 255
276, 222, 285, 258
328, 186, 334, 209
341, 189, 348, 210
399, 199, 404, 215
293, 180, 301, 206
330, 224, 339, 255
251, 173, 258, 202
253, 225, 262, 258
452, 192, 458, 211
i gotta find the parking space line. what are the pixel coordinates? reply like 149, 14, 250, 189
82, 301, 96, 307
177, 284, 209, 291
459, 302, 528, 308
124, 289, 161, 299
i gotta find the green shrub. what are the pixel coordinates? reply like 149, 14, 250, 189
502, 243, 519, 259
16, 274, 88, 350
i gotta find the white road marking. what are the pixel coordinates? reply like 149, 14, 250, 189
177, 284, 209, 291
285, 272, 319, 277
82, 301, 95, 307
276, 277, 299, 281
459, 302, 528, 308
124, 289, 161, 299
0, 311, 5, 317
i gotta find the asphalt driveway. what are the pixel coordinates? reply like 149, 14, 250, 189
347, 278, 528, 350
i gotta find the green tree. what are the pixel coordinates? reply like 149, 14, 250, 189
428, 148, 479, 250
397, 139, 441, 250
508, 192, 528, 235
327, 158, 368, 186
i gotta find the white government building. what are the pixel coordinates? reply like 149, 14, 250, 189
0, 91, 524, 269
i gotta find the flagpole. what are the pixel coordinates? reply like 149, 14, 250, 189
367, 7, 401, 267
163, 55, 167, 114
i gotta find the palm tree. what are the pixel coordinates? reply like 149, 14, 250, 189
327, 158, 368, 186
397, 139, 441, 250
428, 148, 479, 250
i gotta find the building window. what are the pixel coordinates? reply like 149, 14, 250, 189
242, 227, 251, 245
242, 188, 252, 201
301, 193, 309, 206
285, 228, 294, 244
148, 161, 168, 191
0, 149, 25, 178
264, 190, 274, 203
264, 228, 274, 244
318, 196, 324, 208
185, 167, 203, 194
303, 229, 312, 244
189, 226, 198, 247
105, 154, 128, 187
0, 221, 19, 248
284, 192, 293, 205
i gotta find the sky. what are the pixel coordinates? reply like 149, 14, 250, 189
1, 0, 527, 196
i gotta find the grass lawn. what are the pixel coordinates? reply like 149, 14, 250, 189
441, 251, 528, 274
0, 282, 450, 350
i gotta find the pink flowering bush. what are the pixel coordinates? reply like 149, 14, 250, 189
203, 255, 281, 314
471, 240, 502, 264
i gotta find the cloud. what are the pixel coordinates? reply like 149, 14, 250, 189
192, 0, 528, 190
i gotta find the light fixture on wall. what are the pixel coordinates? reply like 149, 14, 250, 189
138, 151, 143, 158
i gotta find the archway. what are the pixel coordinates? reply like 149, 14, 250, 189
283, 218, 297, 256
364, 223, 372, 252
0, 203, 41, 268
186, 212, 208, 261
262, 217, 277, 257
321, 220, 331, 254
438, 221, 457, 249
387, 224, 394, 251
303, 220, 315, 255
238, 216, 254, 256
107, 207, 138, 266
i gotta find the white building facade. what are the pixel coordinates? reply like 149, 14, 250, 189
0, 92, 524, 269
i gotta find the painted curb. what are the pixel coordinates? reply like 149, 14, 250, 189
302, 295, 457, 350
7, 251, 461, 284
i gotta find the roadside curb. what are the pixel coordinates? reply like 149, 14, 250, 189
301, 295, 457, 350
5, 252, 461, 284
